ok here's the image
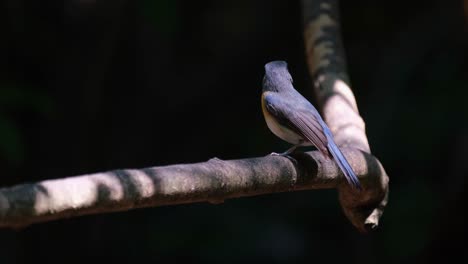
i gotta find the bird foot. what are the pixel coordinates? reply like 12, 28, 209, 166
269, 152, 282, 156
268, 152, 298, 165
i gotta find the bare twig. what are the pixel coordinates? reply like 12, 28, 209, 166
302, 0, 389, 232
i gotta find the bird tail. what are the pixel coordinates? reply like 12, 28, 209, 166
327, 141, 361, 190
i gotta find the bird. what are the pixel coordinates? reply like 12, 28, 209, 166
261, 60, 361, 189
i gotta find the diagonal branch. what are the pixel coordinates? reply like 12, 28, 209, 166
302, 0, 389, 232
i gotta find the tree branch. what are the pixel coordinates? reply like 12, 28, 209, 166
0, 150, 384, 229
302, 0, 389, 232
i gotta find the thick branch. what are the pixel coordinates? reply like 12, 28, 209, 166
302, 0, 389, 232
0, 150, 384, 229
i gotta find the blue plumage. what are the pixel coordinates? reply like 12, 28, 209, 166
323, 125, 361, 189
262, 60, 361, 189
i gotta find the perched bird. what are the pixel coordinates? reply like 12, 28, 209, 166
261, 60, 361, 189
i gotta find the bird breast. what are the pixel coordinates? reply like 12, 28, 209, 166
262, 97, 309, 146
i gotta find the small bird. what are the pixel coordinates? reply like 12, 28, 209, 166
261, 60, 361, 189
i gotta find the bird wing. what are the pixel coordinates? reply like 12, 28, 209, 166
264, 92, 361, 189
263, 93, 330, 156
287, 110, 330, 157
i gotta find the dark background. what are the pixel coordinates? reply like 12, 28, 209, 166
0, 0, 467, 263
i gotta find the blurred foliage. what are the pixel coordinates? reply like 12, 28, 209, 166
0, 85, 53, 165
141, 0, 179, 35
0, 115, 23, 164
0, 86, 53, 115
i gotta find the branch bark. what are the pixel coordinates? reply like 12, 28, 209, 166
0, 150, 385, 229
302, 0, 389, 232
0, 0, 389, 232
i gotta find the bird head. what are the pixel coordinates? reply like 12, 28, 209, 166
262, 60, 293, 93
